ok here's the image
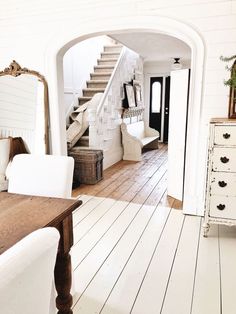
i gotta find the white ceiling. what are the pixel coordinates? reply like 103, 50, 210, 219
111, 32, 191, 63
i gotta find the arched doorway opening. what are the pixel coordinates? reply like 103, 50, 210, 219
44, 16, 205, 216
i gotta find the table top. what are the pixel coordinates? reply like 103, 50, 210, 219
0, 192, 82, 254
210, 118, 236, 124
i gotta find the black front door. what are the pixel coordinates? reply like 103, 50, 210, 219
149, 77, 163, 135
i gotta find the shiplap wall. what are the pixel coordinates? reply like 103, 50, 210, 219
0, 0, 235, 143
0, 0, 236, 215
0, 75, 37, 152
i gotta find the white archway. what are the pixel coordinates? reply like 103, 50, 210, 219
44, 15, 205, 215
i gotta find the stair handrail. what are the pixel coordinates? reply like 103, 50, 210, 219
96, 46, 126, 115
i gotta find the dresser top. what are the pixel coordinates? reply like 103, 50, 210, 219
210, 118, 236, 124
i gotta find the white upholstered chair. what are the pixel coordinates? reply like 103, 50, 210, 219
7, 154, 74, 198
7, 154, 75, 313
0, 227, 60, 314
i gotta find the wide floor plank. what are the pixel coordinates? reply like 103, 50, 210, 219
191, 224, 221, 314
219, 225, 236, 314
130, 209, 185, 314
73, 203, 161, 313
71, 200, 130, 269
161, 215, 201, 314
73, 198, 116, 244
72, 202, 143, 305
100, 203, 173, 314
73, 196, 105, 226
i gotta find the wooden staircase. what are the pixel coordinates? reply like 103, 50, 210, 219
69, 43, 123, 148
76, 44, 122, 109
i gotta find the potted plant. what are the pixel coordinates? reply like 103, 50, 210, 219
220, 55, 236, 118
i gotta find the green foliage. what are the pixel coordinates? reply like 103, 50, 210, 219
220, 55, 236, 88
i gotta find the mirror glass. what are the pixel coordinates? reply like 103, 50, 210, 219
0, 61, 49, 153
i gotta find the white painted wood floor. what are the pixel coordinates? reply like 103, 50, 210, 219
72, 145, 236, 314
70, 149, 236, 314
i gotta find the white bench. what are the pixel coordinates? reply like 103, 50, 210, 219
121, 121, 160, 161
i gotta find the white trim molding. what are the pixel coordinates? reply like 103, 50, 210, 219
44, 15, 205, 216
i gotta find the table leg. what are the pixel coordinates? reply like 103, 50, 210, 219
54, 215, 74, 314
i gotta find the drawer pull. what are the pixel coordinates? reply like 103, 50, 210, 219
223, 133, 231, 139
218, 181, 227, 187
217, 204, 225, 211
220, 156, 229, 163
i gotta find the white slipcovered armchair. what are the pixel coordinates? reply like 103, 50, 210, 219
7, 153, 75, 313
7, 154, 74, 198
0, 227, 60, 314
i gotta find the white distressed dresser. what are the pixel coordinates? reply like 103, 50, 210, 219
203, 118, 236, 237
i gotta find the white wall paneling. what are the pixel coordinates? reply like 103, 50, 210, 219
1, 1, 236, 215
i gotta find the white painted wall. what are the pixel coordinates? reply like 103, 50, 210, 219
63, 35, 112, 113
0, 0, 236, 216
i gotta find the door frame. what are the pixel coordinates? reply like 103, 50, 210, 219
149, 76, 164, 139
146, 73, 168, 142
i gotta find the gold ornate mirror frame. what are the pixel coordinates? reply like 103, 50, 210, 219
0, 60, 50, 153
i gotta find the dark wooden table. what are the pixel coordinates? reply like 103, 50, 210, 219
0, 192, 82, 314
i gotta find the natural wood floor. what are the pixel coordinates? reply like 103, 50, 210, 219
73, 144, 181, 209
71, 145, 236, 314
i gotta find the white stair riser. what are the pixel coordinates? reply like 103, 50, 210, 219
98, 59, 117, 66
94, 65, 114, 74
104, 46, 122, 53
101, 52, 120, 59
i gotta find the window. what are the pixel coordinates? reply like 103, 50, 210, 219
151, 81, 161, 113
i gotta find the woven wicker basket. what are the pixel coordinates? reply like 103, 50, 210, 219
69, 148, 103, 186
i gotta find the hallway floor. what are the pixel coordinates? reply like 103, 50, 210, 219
71, 145, 236, 314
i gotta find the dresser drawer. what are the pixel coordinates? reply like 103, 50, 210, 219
210, 195, 236, 219
212, 147, 236, 172
214, 125, 236, 146
211, 172, 236, 196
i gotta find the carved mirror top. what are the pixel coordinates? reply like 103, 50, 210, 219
0, 60, 50, 153
0, 60, 45, 81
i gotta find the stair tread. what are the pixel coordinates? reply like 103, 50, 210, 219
87, 79, 109, 83
94, 65, 115, 68
98, 58, 118, 61
83, 88, 105, 91
71, 146, 91, 150
101, 52, 120, 56
91, 72, 112, 75
80, 135, 89, 139
104, 44, 123, 48
78, 96, 92, 100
